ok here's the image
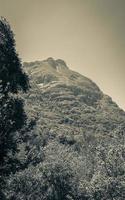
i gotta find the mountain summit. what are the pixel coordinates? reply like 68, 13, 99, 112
24, 57, 99, 89
24, 58, 103, 106
24, 57, 125, 138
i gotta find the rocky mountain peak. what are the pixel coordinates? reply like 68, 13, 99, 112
45, 57, 68, 70
24, 58, 100, 93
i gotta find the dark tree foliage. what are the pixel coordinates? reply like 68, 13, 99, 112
0, 17, 29, 199
0, 17, 29, 94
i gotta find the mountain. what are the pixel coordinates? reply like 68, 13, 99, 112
7, 58, 125, 199
24, 57, 125, 140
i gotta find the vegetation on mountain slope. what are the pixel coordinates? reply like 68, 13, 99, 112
6, 58, 124, 199
0, 19, 125, 199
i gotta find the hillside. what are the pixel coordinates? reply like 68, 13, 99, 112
24, 57, 125, 142
7, 58, 125, 199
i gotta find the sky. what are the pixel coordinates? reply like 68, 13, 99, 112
0, 0, 125, 110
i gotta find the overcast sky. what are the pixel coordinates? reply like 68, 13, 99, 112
0, 0, 125, 110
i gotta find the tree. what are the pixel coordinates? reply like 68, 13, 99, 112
5, 141, 90, 200
89, 143, 125, 200
0, 17, 29, 94
0, 17, 29, 199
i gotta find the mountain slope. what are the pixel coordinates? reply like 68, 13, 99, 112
24, 57, 125, 139
7, 58, 125, 199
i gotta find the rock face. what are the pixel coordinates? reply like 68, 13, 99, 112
24, 57, 125, 145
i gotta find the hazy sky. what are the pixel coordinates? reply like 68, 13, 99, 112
0, 0, 125, 110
